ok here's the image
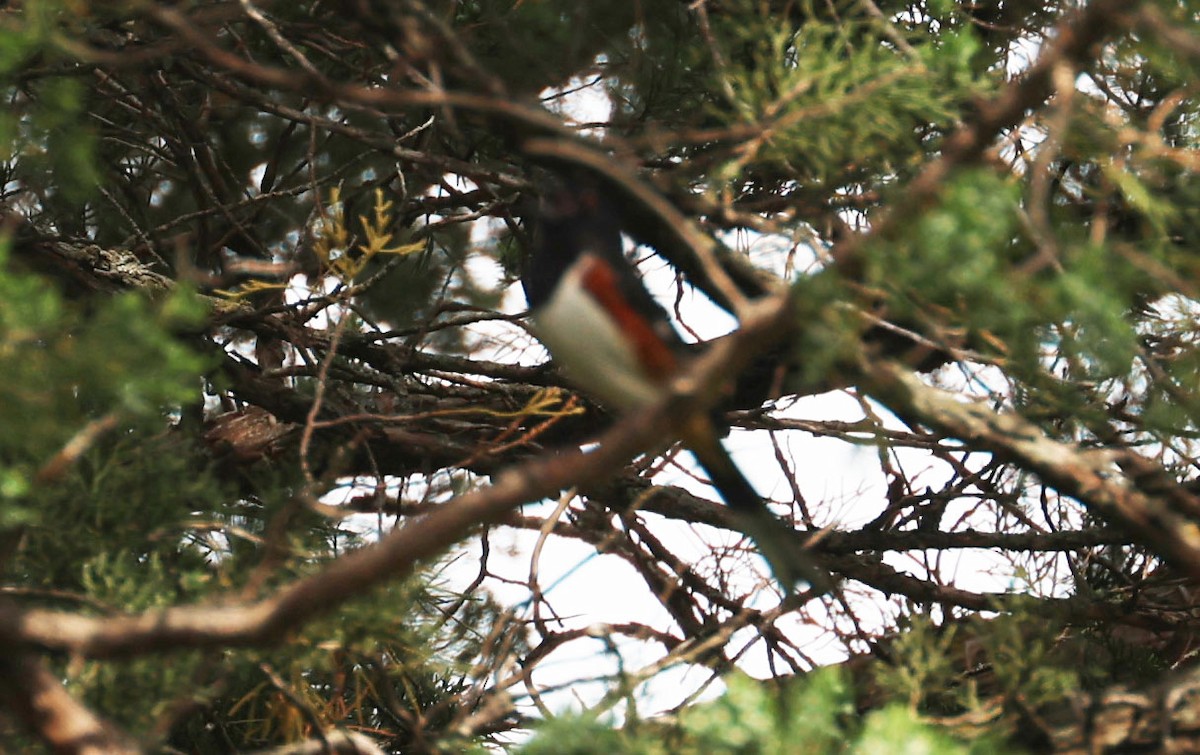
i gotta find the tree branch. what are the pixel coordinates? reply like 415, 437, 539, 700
865, 362, 1200, 581
0, 651, 136, 754
0, 295, 795, 659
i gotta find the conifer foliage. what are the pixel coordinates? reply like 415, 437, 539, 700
0, 1, 1199, 752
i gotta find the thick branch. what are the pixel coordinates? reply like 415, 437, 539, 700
832, 0, 1143, 271
1040, 663, 1200, 752
0, 295, 794, 658
0, 652, 135, 754
866, 362, 1200, 581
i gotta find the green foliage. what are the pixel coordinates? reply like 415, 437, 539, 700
854, 706, 976, 755
61, 575, 506, 750
29, 76, 101, 202
519, 670, 983, 755
1052, 255, 1140, 378
0, 241, 208, 496
71, 649, 211, 736
203, 581, 508, 752
682, 671, 852, 754
872, 616, 966, 714
18, 432, 221, 592
874, 612, 1080, 724
972, 614, 1078, 710
1, 0, 105, 205
14, 458, 517, 751
700, 6, 985, 187
874, 165, 1159, 399
788, 264, 861, 389
518, 715, 641, 755
1140, 298, 1200, 430
451, 2, 634, 95
0, 0, 1194, 751
877, 170, 1025, 334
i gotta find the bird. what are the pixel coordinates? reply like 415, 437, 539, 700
522, 173, 831, 593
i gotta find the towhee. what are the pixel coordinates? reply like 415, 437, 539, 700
523, 175, 830, 592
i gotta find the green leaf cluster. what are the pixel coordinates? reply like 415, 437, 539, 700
0, 244, 208, 513
873, 611, 1086, 729
519, 670, 987, 755
873, 168, 1157, 388
0, 0, 107, 205
873, 170, 1024, 335
700, 7, 987, 187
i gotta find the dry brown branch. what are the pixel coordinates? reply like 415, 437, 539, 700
831, 0, 1144, 271
865, 362, 1200, 582
0, 652, 136, 754
0, 294, 795, 659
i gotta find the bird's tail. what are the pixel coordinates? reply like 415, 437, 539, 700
683, 415, 833, 593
